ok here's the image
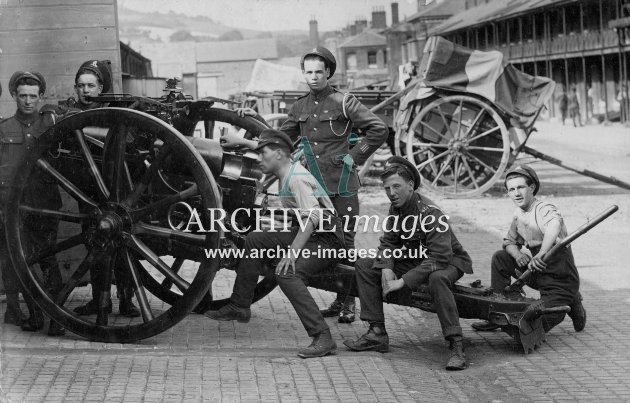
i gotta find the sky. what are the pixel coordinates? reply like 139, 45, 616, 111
118, 0, 421, 32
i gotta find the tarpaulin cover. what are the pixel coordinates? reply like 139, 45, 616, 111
417, 36, 555, 128
245, 59, 308, 92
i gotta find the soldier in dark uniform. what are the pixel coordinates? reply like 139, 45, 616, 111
344, 156, 472, 371
66, 60, 140, 318
0, 71, 64, 335
225, 47, 388, 323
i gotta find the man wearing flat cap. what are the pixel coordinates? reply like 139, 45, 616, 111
0, 71, 64, 335
344, 156, 473, 371
472, 164, 586, 334
206, 129, 344, 359
226, 46, 389, 323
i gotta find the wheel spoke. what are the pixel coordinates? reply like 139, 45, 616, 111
466, 125, 500, 143
455, 100, 463, 139
436, 105, 455, 138
161, 258, 184, 290
36, 159, 98, 208
26, 233, 84, 265
18, 205, 88, 223
130, 184, 198, 222
460, 155, 480, 189
108, 124, 129, 202
124, 250, 154, 322
416, 149, 451, 169
419, 120, 450, 142
464, 151, 497, 175
127, 234, 190, 293
412, 142, 450, 148
431, 154, 454, 186
121, 145, 172, 209
454, 155, 459, 192
133, 222, 207, 247
55, 251, 93, 306
466, 146, 506, 152
461, 109, 485, 140
75, 129, 110, 200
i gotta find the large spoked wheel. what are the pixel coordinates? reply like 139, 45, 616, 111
5, 108, 222, 342
404, 95, 510, 197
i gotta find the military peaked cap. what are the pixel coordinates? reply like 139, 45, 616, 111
383, 156, 421, 190
255, 129, 295, 153
301, 46, 336, 78
9, 71, 46, 95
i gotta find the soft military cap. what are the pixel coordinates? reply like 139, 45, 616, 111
255, 129, 294, 153
504, 164, 540, 195
301, 46, 337, 78
9, 71, 46, 95
75, 60, 113, 93
383, 156, 421, 190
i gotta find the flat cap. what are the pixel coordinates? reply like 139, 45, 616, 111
383, 156, 421, 190
301, 46, 336, 78
504, 164, 540, 195
75, 59, 113, 93
255, 128, 294, 153
9, 71, 46, 95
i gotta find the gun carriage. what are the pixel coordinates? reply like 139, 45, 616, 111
3, 56, 616, 353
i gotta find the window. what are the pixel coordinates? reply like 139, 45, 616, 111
367, 51, 378, 68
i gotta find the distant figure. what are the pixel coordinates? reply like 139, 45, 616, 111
557, 89, 568, 125
617, 84, 629, 124
567, 86, 583, 127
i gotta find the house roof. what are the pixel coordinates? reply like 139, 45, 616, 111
196, 38, 278, 63
338, 30, 386, 49
407, 0, 466, 21
429, 0, 573, 35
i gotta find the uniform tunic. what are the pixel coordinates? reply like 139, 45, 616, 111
354, 192, 473, 339
280, 84, 388, 195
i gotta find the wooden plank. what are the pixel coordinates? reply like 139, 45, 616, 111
4, 0, 112, 6
0, 50, 121, 77
0, 5, 115, 31
0, 27, 118, 55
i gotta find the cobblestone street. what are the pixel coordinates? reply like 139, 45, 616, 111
1, 122, 630, 402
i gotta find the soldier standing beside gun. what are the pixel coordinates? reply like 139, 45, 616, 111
471, 165, 586, 333
66, 60, 140, 318
0, 71, 64, 335
225, 47, 388, 323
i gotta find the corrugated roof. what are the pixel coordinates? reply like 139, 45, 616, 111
338, 30, 386, 48
196, 39, 278, 63
429, 0, 573, 35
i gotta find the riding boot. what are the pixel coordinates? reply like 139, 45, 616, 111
21, 300, 44, 332
118, 285, 140, 317
4, 292, 26, 326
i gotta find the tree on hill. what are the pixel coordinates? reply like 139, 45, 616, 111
218, 29, 244, 41
170, 30, 195, 42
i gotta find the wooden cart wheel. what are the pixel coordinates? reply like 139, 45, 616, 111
404, 95, 510, 197
5, 108, 222, 342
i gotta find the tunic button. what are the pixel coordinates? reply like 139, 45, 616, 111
316, 155, 320, 159
314, 101, 318, 105
313, 142, 318, 145
313, 128, 317, 131
27, 133, 31, 137
313, 114, 317, 118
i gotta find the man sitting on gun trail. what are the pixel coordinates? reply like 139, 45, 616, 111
344, 156, 473, 371
471, 164, 586, 333
205, 128, 344, 359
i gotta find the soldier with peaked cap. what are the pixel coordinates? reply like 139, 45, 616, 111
206, 129, 344, 359
344, 156, 473, 371
224, 46, 389, 323
0, 71, 64, 335
471, 164, 586, 334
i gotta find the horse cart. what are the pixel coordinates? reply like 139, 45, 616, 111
3, 51, 616, 354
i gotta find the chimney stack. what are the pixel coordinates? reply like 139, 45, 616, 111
309, 17, 319, 48
355, 17, 368, 33
391, 2, 399, 25
371, 6, 387, 29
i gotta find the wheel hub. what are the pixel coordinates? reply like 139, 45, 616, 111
92, 203, 133, 246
